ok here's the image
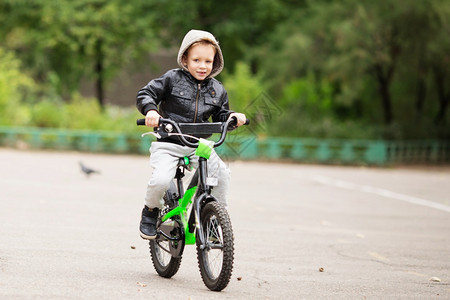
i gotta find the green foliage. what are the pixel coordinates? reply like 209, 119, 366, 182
50, 94, 142, 133
0, 0, 158, 104
272, 113, 381, 139
222, 62, 264, 113
254, 0, 450, 139
268, 74, 380, 138
146, 0, 293, 70
0, 0, 449, 140
30, 99, 64, 128
279, 74, 333, 117
0, 47, 35, 126
64, 96, 104, 130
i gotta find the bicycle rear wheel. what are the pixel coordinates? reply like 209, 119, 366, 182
196, 201, 234, 291
150, 233, 182, 278
149, 192, 184, 278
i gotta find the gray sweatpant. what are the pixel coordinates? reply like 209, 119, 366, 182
144, 141, 230, 209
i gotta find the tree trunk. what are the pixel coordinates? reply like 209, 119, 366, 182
433, 65, 449, 125
374, 64, 393, 124
415, 77, 426, 114
95, 39, 104, 109
415, 47, 427, 115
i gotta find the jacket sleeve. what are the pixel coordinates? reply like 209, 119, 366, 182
212, 88, 234, 122
136, 70, 173, 115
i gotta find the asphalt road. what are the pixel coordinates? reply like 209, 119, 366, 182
0, 148, 449, 299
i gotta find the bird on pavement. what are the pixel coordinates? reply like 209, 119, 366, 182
79, 162, 100, 177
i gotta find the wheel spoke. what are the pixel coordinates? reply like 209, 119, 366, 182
197, 202, 234, 291
204, 215, 224, 279
149, 200, 183, 279
155, 241, 172, 267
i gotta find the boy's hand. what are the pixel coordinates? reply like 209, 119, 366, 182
145, 110, 161, 127
229, 112, 247, 127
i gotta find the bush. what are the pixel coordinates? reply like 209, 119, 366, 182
270, 74, 382, 139
222, 62, 264, 113
0, 47, 35, 126
30, 99, 64, 128
64, 95, 104, 130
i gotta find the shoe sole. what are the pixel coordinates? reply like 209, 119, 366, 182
140, 232, 157, 240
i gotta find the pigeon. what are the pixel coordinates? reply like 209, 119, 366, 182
79, 162, 100, 177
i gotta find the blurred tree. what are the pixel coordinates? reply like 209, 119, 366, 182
0, 47, 35, 125
0, 0, 300, 105
222, 62, 264, 112
145, 0, 302, 73
0, 0, 448, 139
0, 0, 158, 107
256, 0, 449, 138
428, 0, 450, 126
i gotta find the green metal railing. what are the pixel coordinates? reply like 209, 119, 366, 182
0, 127, 448, 165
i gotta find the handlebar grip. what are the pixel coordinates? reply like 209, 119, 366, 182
229, 117, 250, 128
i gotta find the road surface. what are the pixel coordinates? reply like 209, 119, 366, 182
0, 148, 449, 299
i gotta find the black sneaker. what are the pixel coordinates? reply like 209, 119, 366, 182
140, 206, 159, 240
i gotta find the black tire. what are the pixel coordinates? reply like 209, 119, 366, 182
149, 187, 183, 278
196, 201, 234, 291
149, 239, 182, 278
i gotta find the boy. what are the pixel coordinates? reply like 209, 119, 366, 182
136, 29, 247, 239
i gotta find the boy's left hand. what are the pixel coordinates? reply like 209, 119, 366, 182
229, 112, 247, 127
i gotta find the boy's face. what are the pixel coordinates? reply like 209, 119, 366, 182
182, 43, 215, 81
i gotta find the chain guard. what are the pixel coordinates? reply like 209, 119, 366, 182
156, 219, 185, 258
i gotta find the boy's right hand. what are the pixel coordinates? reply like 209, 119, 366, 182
145, 110, 161, 127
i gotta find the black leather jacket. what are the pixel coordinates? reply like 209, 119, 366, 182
136, 69, 232, 126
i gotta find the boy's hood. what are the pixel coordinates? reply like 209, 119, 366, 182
177, 29, 224, 79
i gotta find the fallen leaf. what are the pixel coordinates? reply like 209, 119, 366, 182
429, 277, 441, 282
131, 246, 136, 249
237, 277, 242, 281
319, 267, 324, 272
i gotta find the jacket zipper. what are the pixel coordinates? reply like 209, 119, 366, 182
193, 83, 201, 122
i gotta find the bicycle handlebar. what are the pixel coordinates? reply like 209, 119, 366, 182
136, 117, 249, 148
136, 118, 249, 127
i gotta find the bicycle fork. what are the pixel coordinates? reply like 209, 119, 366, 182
193, 157, 219, 250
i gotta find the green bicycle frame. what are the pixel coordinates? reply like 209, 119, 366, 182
159, 138, 215, 245
161, 185, 197, 244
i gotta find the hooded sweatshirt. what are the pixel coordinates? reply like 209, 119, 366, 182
136, 30, 233, 142
177, 29, 224, 79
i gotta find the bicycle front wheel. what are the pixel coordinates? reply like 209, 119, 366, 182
196, 201, 234, 291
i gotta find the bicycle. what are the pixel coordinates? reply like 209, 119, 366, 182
137, 117, 249, 291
